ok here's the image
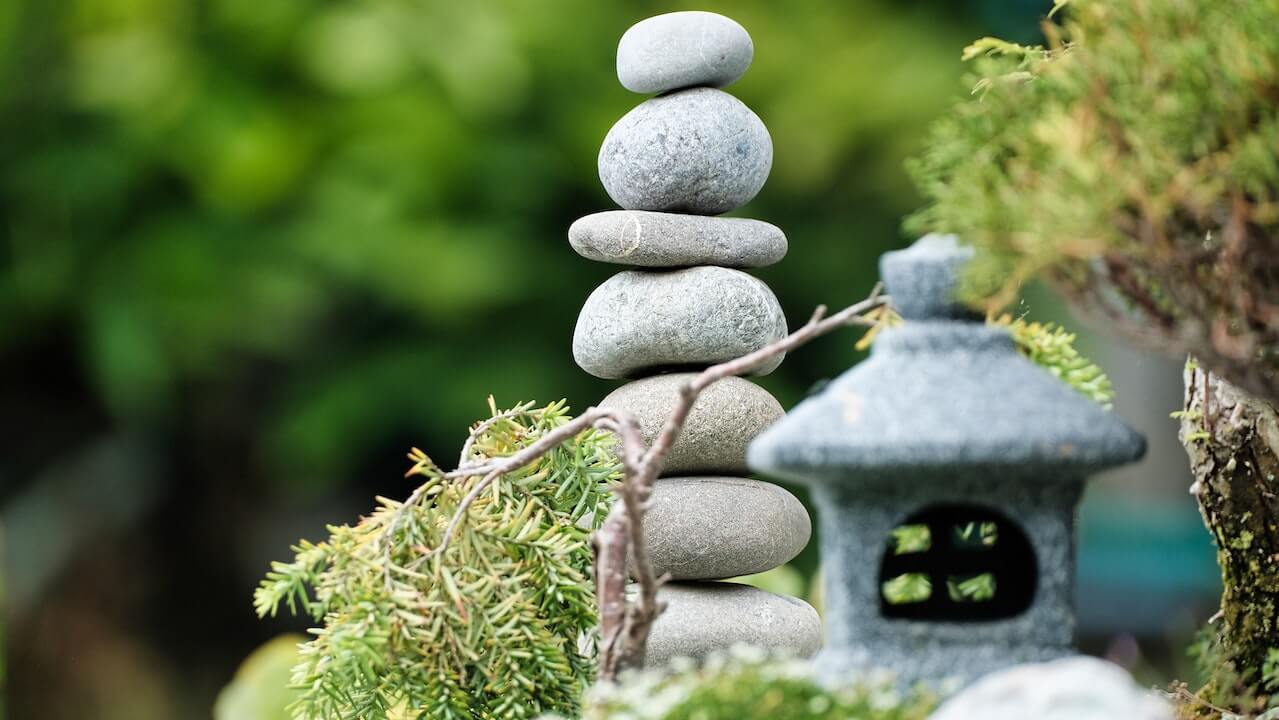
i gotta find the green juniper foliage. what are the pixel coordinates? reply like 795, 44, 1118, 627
995, 315, 1114, 408
565, 649, 936, 720
254, 399, 621, 720
906, 0, 1279, 399
863, 306, 1115, 406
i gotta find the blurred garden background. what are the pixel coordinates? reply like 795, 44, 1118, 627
0, 0, 1221, 717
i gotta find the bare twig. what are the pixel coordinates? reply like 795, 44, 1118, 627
403, 287, 891, 681
458, 398, 535, 467
431, 406, 646, 560
595, 284, 890, 677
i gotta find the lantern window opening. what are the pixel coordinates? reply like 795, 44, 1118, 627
879, 504, 1036, 622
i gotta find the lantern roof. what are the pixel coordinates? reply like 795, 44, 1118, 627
747, 235, 1146, 484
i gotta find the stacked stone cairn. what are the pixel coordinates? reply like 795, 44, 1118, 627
570, 11, 822, 666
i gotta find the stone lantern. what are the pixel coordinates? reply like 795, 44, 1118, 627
747, 234, 1146, 687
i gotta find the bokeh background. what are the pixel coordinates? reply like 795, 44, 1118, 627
0, 0, 1219, 717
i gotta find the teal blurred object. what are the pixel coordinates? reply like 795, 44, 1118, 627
1076, 496, 1221, 633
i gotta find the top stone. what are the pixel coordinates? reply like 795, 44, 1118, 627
617, 12, 754, 94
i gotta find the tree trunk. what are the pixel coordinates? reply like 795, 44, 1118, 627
1180, 363, 1279, 701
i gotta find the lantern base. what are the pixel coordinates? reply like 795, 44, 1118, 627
812, 641, 1075, 694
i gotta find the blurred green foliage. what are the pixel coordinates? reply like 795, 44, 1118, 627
1, 0, 977, 717
1, 0, 970, 495
214, 635, 304, 720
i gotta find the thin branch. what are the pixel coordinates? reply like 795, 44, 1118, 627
639, 284, 888, 479
458, 399, 535, 467
431, 406, 646, 561
394, 287, 892, 681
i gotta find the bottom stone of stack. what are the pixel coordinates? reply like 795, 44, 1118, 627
644, 582, 822, 667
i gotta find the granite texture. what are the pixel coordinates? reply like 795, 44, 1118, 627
617, 11, 753, 94
600, 374, 784, 475
644, 582, 822, 666
929, 657, 1175, 720
599, 88, 772, 215
747, 239, 1146, 479
573, 267, 788, 379
747, 235, 1148, 692
879, 234, 981, 321
643, 476, 810, 580
806, 475, 1082, 689
569, 210, 787, 268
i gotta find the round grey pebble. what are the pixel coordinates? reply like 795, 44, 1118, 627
598, 88, 772, 215
572, 267, 788, 379
644, 582, 822, 666
617, 11, 754, 94
569, 210, 787, 268
644, 477, 810, 580
601, 374, 784, 475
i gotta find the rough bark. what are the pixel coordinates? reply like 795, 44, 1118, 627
1180, 364, 1279, 689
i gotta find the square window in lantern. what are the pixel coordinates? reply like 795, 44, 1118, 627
882, 573, 931, 605
952, 521, 998, 550
947, 573, 996, 603
890, 524, 931, 554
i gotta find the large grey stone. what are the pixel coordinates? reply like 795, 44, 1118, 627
644, 582, 821, 666
645, 477, 810, 580
929, 657, 1174, 720
569, 210, 787, 268
598, 88, 772, 215
601, 374, 784, 475
573, 267, 788, 379
616, 11, 753, 94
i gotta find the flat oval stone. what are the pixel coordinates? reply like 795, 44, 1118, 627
644, 477, 810, 580
645, 582, 822, 666
572, 267, 788, 379
569, 211, 787, 268
617, 11, 753, 94
598, 88, 772, 215
601, 375, 784, 475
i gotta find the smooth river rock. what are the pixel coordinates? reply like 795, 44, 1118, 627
617, 11, 754, 94
572, 267, 788, 379
929, 657, 1174, 720
569, 210, 787, 268
601, 374, 784, 474
599, 88, 772, 215
644, 477, 810, 580
644, 582, 822, 666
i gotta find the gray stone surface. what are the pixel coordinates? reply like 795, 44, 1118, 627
569, 210, 787, 268
929, 657, 1174, 720
599, 88, 772, 215
600, 374, 784, 474
747, 235, 1148, 692
573, 267, 788, 379
748, 240, 1146, 480
616, 11, 753, 94
644, 476, 810, 580
880, 234, 980, 321
805, 476, 1083, 690
644, 582, 822, 666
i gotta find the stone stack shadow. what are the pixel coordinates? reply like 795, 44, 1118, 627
569, 11, 822, 666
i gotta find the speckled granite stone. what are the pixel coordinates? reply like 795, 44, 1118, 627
644, 582, 821, 666
617, 11, 753, 94
598, 88, 772, 215
573, 267, 788, 379
747, 235, 1147, 692
569, 211, 787, 268
643, 476, 810, 580
930, 657, 1174, 720
600, 374, 784, 475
